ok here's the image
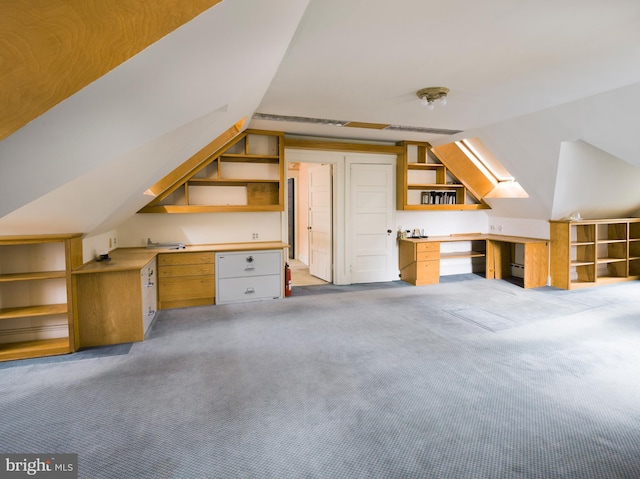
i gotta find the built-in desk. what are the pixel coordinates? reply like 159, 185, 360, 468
398, 234, 549, 288
72, 241, 288, 347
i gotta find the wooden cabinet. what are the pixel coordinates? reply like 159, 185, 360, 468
0, 234, 83, 361
158, 252, 215, 309
216, 249, 283, 304
140, 130, 285, 213
399, 235, 548, 288
550, 218, 640, 289
398, 241, 440, 285
73, 256, 157, 347
396, 141, 490, 210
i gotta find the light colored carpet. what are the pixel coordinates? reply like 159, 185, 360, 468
1, 277, 640, 478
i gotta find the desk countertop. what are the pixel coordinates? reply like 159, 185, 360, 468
73, 241, 289, 274
399, 234, 549, 244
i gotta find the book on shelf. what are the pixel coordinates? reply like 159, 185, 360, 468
421, 190, 457, 205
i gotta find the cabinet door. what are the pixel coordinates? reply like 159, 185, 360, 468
76, 271, 144, 347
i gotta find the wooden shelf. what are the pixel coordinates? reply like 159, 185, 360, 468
0, 303, 68, 321
407, 184, 464, 189
140, 204, 283, 214
571, 260, 595, 267
550, 218, 640, 289
0, 270, 66, 282
598, 239, 626, 244
440, 250, 486, 259
596, 257, 626, 264
220, 154, 280, 163
0, 234, 82, 362
402, 204, 488, 211
407, 163, 444, 170
139, 130, 285, 213
396, 140, 490, 210
0, 337, 70, 362
188, 178, 280, 186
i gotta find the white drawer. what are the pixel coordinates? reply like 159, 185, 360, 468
216, 274, 282, 304
216, 250, 282, 279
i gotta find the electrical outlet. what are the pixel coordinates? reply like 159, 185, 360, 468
252, 233, 259, 240
490, 225, 496, 231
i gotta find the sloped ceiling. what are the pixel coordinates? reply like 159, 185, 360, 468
1, 0, 640, 235
0, 0, 311, 235
0, 0, 223, 141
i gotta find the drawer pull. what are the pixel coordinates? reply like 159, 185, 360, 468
245, 288, 255, 294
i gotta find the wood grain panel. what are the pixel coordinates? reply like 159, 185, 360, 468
0, 0, 222, 140
74, 270, 143, 347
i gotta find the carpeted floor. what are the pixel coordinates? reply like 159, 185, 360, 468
1, 276, 640, 478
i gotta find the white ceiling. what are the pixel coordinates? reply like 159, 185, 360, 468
250, 0, 640, 144
2, 0, 640, 236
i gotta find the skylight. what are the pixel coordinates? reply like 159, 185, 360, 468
455, 138, 528, 198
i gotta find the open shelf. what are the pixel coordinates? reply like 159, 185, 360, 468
0, 337, 70, 362
0, 234, 82, 362
397, 141, 490, 211
0, 271, 66, 282
140, 130, 285, 213
550, 218, 640, 289
0, 303, 67, 321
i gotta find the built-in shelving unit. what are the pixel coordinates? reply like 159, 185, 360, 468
550, 218, 640, 289
0, 234, 83, 361
396, 141, 490, 210
140, 129, 285, 213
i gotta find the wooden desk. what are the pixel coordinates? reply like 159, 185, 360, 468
398, 234, 549, 288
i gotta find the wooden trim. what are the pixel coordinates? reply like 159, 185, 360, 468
285, 138, 403, 154
431, 143, 495, 200
1, 0, 223, 141
141, 204, 284, 214
143, 121, 245, 201
0, 233, 83, 245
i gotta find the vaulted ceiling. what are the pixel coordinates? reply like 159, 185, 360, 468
1, 0, 640, 235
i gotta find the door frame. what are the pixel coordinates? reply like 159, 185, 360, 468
284, 149, 397, 285
347, 159, 397, 283
307, 163, 333, 282
285, 149, 344, 283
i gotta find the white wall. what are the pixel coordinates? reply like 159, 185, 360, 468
116, 212, 283, 248
441, 82, 640, 223
82, 230, 119, 263
552, 140, 640, 220
396, 210, 488, 237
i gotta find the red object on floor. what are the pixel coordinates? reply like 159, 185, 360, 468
284, 263, 292, 297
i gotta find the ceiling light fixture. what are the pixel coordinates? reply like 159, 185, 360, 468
417, 87, 449, 110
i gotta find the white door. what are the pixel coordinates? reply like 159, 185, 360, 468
308, 164, 332, 282
350, 163, 395, 283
